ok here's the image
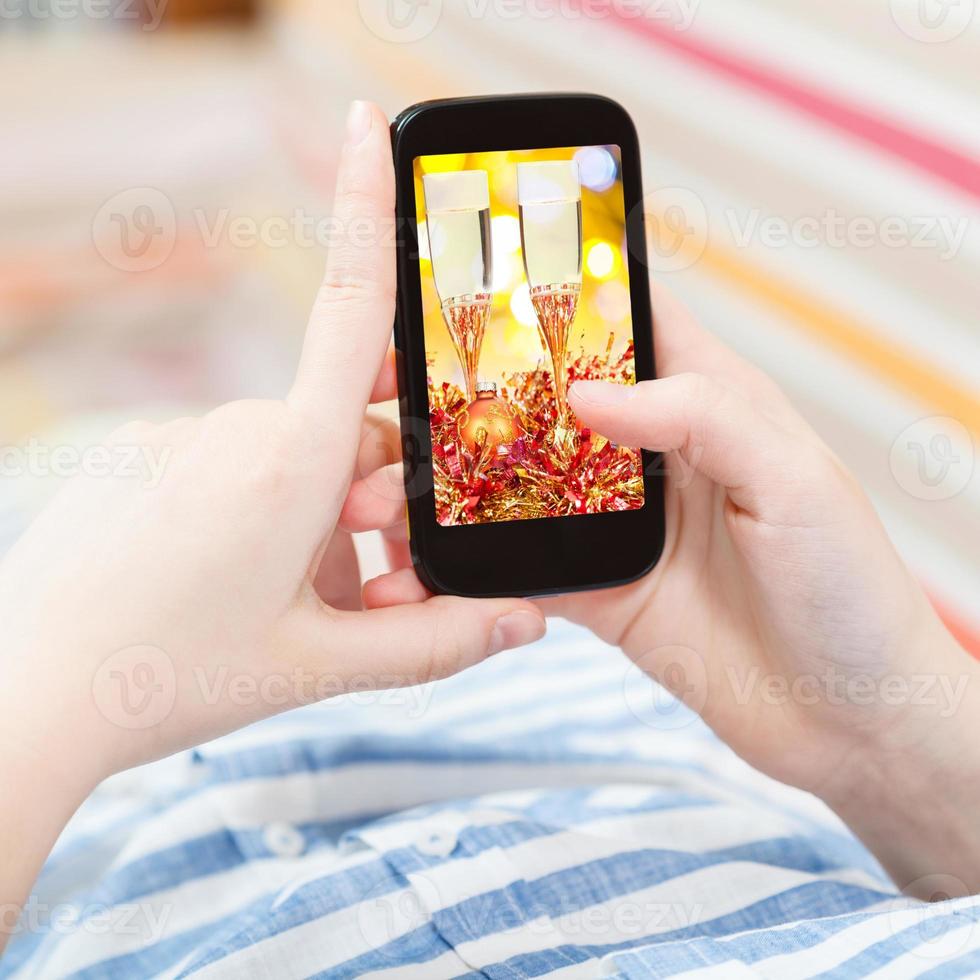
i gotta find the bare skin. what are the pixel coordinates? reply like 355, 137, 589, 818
1, 103, 977, 955
0, 102, 546, 952
346, 256, 980, 903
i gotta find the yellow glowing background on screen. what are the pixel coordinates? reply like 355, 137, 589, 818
413, 145, 633, 392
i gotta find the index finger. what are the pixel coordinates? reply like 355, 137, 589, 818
289, 101, 396, 448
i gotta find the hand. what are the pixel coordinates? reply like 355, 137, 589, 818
0, 100, 545, 824
350, 283, 980, 894
558, 287, 980, 895
313, 407, 405, 612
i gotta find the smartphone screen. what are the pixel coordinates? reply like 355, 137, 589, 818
413, 146, 644, 527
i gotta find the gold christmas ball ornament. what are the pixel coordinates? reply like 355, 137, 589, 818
457, 382, 521, 455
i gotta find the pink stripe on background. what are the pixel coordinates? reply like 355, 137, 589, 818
591, 4, 980, 201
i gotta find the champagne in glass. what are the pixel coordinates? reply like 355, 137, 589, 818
422, 170, 493, 403
517, 160, 583, 426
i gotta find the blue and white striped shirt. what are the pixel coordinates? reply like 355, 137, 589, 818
5, 622, 979, 979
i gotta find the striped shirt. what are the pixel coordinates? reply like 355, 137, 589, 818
4, 622, 979, 979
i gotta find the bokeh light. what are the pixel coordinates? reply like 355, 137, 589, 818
585, 239, 619, 279
574, 146, 618, 192
415, 146, 631, 390
510, 282, 537, 327
594, 281, 631, 324
491, 214, 523, 292
492, 214, 522, 254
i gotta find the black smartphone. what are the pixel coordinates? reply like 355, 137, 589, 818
391, 93, 665, 598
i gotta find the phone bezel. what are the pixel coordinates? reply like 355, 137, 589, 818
391, 93, 665, 598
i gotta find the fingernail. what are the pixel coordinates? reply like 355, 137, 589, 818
571, 380, 636, 407
346, 100, 372, 146
488, 611, 546, 656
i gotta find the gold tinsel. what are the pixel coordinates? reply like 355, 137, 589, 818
428, 333, 645, 525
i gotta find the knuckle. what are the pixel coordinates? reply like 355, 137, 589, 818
317, 273, 396, 310
686, 372, 725, 415
674, 373, 724, 461
242, 449, 305, 503
423, 607, 470, 682
335, 185, 385, 222
206, 400, 314, 500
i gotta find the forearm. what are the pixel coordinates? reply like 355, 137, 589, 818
822, 631, 980, 900
0, 722, 96, 954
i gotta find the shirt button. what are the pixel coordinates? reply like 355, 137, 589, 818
263, 822, 306, 858
416, 826, 458, 858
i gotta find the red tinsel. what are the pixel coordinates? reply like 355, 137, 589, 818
428, 335, 645, 525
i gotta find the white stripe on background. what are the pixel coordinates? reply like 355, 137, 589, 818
450, 861, 886, 972
688, 0, 980, 156
188, 826, 887, 980
863, 923, 980, 979
14, 848, 374, 980
105, 758, 769, 869
745, 897, 980, 979
432, 3, 980, 238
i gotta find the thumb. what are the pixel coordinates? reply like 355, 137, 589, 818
292, 596, 547, 689
570, 373, 825, 524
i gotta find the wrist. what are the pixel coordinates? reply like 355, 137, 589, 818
0, 662, 111, 803
0, 710, 97, 952
819, 627, 980, 896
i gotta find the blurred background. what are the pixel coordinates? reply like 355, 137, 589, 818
1, 0, 977, 653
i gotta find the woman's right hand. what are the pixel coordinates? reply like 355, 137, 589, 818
348, 284, 980, 896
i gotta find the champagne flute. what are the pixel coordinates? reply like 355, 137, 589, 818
517, 160, 582, 427
421, 170, 493, 404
